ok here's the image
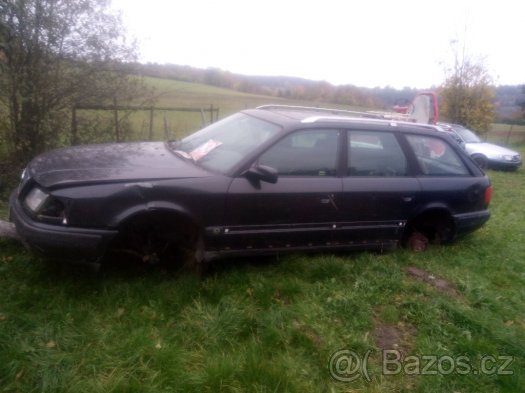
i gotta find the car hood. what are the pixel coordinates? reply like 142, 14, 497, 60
465, 142, 519, 158
27, 142, 211, 189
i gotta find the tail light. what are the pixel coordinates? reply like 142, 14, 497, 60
484, 185, 493, 206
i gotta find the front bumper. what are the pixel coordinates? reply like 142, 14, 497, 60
489, 159, 522, 170
9, 191, 118, 262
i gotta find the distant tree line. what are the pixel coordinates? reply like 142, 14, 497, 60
136, 63, 422, 109
137, 63, 523, 123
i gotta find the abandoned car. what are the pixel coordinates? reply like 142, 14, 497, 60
438, 122, 522, 170
9, 106, 492, 266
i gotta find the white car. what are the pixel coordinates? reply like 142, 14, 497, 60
438, 123, 522, 171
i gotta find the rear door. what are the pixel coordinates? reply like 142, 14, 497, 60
335, 130, 420, 246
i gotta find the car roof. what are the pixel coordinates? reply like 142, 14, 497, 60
243, 105, 444, 135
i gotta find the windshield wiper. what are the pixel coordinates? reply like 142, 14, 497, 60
167, 140, 181, 149
166, 141, 195, 161
173, 149, 194, 161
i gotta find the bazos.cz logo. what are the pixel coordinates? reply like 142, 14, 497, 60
328, 349, 514, 383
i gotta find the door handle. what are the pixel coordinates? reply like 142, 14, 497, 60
320, 194, 338, 210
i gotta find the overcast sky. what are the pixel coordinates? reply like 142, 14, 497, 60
111, 0, 524, 89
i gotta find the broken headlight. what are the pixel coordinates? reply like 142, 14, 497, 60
24, 187, 66, 223
25, 187, 50, 212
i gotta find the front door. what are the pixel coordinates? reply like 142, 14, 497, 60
222, 128, 342, 251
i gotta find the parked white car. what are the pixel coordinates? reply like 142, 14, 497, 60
438, 123, 522, 171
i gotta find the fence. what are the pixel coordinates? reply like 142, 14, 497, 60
486, 123, 525, 145
71, 102, 220, 144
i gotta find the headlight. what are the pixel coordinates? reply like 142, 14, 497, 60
25, 187, 50, 212
501, 155, 513, 161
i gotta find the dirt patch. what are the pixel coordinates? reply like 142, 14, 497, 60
405, 266, 459, 297
373, 321, 416, 355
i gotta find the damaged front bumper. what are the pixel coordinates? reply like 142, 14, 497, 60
9, 191, 118, 262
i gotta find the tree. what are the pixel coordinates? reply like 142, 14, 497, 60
0, 0, 138, 161
439, 41, 495, 134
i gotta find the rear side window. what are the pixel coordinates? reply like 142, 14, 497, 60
258, 129, 338, 176
406, 135, 469, 176
348, 131, 407, 176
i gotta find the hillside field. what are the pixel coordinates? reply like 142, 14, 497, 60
74, 76, 525, 146
72, 77, 375, 144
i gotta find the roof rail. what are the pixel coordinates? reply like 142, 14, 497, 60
256, 104, 411, 121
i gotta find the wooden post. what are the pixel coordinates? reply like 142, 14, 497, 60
113, 96, 120, 142
200, 108, 206, 127
505, 124, 514, 145
210, 104, 213, 124
71, 104, 78, 145
163, 113, 169, 139
149, 107, 154, 140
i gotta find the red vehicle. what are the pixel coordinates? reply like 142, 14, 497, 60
391, 91, 439, 124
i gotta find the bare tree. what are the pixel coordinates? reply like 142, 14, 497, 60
0, 0, 140, 161
439, 40, 495, 134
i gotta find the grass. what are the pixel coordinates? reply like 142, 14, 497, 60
486, 123, 525, 146
0, 148, 524, 392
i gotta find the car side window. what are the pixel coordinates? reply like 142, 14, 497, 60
348, 131, 407, 176
258, 129, 338, 176
406, 134, 469, 176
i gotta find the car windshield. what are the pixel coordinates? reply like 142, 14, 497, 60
452, 126, 482, 143
171, 113, 281, 173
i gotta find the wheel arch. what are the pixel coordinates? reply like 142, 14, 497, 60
106, 201, 206, 270
403, 205, 457, 247
108, 201, 200, 230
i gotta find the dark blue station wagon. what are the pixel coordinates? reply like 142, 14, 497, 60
9, 105, 492, 266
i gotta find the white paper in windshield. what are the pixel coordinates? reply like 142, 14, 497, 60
190, 139, 223, 161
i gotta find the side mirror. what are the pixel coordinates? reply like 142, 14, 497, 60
245, 165, 278, 184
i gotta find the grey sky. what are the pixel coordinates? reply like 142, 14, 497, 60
112, 0, 525, 88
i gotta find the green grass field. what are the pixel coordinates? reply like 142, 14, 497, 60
0, 152, 524, 392
72, 76, 374, 144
